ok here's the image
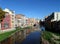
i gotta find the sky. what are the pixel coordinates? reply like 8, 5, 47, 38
0, 0, 60, 19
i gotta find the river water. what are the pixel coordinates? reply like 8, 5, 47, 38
21, 26, 45, 44
21, 31, 41, 44
15, 26, 45, 44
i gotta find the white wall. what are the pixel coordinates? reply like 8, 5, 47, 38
51, 12, 60, 22
55, 12, 60, 21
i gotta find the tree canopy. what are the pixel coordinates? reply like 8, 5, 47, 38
0, 8, 5, 22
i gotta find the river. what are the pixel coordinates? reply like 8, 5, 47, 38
21, 26, 45, 44
21, 31, 41, 44
15, 25, 45, 44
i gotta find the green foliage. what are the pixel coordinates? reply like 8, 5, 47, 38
54, 33, 60, 36
43, 31, 53, 42
0, 8, 5, 22
43, 31, 60, 44
0, 30, 16, 41
0, 26, 32, 41
0, 28, 20, 42
23, 26, 32, 29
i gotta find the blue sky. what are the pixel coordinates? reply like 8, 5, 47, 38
0, 0, 60, 19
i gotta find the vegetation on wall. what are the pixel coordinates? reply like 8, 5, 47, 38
0, 8, 5, 22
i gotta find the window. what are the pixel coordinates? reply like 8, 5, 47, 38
12, 21, 14, 23
12, 15, 14, 17
4, 23, 9, 28
12, 18, 14, 20
57, 14, 58, 20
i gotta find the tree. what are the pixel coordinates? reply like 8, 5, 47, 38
0, 8, 5, 22
0, 8, 5, 31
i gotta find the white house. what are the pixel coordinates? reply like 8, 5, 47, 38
51, 12, 60, 22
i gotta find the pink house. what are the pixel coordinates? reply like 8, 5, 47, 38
1, 13, 11, 30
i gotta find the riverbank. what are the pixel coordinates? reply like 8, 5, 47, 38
0, 27, 20, 42
0, 26, 40, 44
0, 27, 32, 42
42, 31, 60, 44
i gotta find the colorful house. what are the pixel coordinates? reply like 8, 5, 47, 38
15, 14, 27, 27
1, 8, 15, 31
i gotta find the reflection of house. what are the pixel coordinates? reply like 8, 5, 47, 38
1, 8, 15, 31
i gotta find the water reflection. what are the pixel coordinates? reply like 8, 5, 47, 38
21, 31, 41, 44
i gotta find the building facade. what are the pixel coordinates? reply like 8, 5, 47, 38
15, 14, 27, 27
45, 12, 60, 22
44, 12, 60, 33
1, 8, 15, 31
15, 14, 39, 27
51, 12, 60, 22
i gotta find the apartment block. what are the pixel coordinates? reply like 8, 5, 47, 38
1, 8, 15, 31
44, 12, 60, 32
15, 14, 27, 27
